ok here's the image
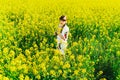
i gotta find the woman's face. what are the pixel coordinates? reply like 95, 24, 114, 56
60, 20, 66, 26
60, 16, 67, 27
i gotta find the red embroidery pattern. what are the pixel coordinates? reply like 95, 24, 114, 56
64, 32, 67, 39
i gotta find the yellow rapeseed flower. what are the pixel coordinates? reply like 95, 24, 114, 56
9, 66, 16, 72
73, 42, 78, 46
82, 69, 86, 73
36, 75, 41, 80
33, 68, 38, 75
116, 51, 120, 56
70, 54, 75, 60
9, 50, 15, 57
19, 74, 24, 80
0, 74, 3, 79
98, 70, 103, 75
77, 55, 83, 60
56, 27, 62, 35
25, 75, 30, 80
60, 61, 63, 66
0, 33, 2, 37
83, 77, 88, 80
78, 63, 83, 67
3, 47, 9, 54
3, 77, 9, 80
25, 49, 31, 56
63, 62, 70, 69
74, 70, 79, 75
50, 70, 56, 76
58, 70, 62, 74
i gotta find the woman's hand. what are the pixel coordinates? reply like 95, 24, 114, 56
58, 34, 65, 41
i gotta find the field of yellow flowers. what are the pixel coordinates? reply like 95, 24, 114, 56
0, 0, 120, 80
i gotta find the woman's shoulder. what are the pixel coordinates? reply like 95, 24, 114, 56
64, 25, 69, 31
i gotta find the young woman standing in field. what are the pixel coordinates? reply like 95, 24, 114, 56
55, 15, 69, 56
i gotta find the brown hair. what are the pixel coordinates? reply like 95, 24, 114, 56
59, 15, 66, 21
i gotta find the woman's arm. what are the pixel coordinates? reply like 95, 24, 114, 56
58, 34, 65, 40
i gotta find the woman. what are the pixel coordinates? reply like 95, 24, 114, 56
55, 15, 69, 55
